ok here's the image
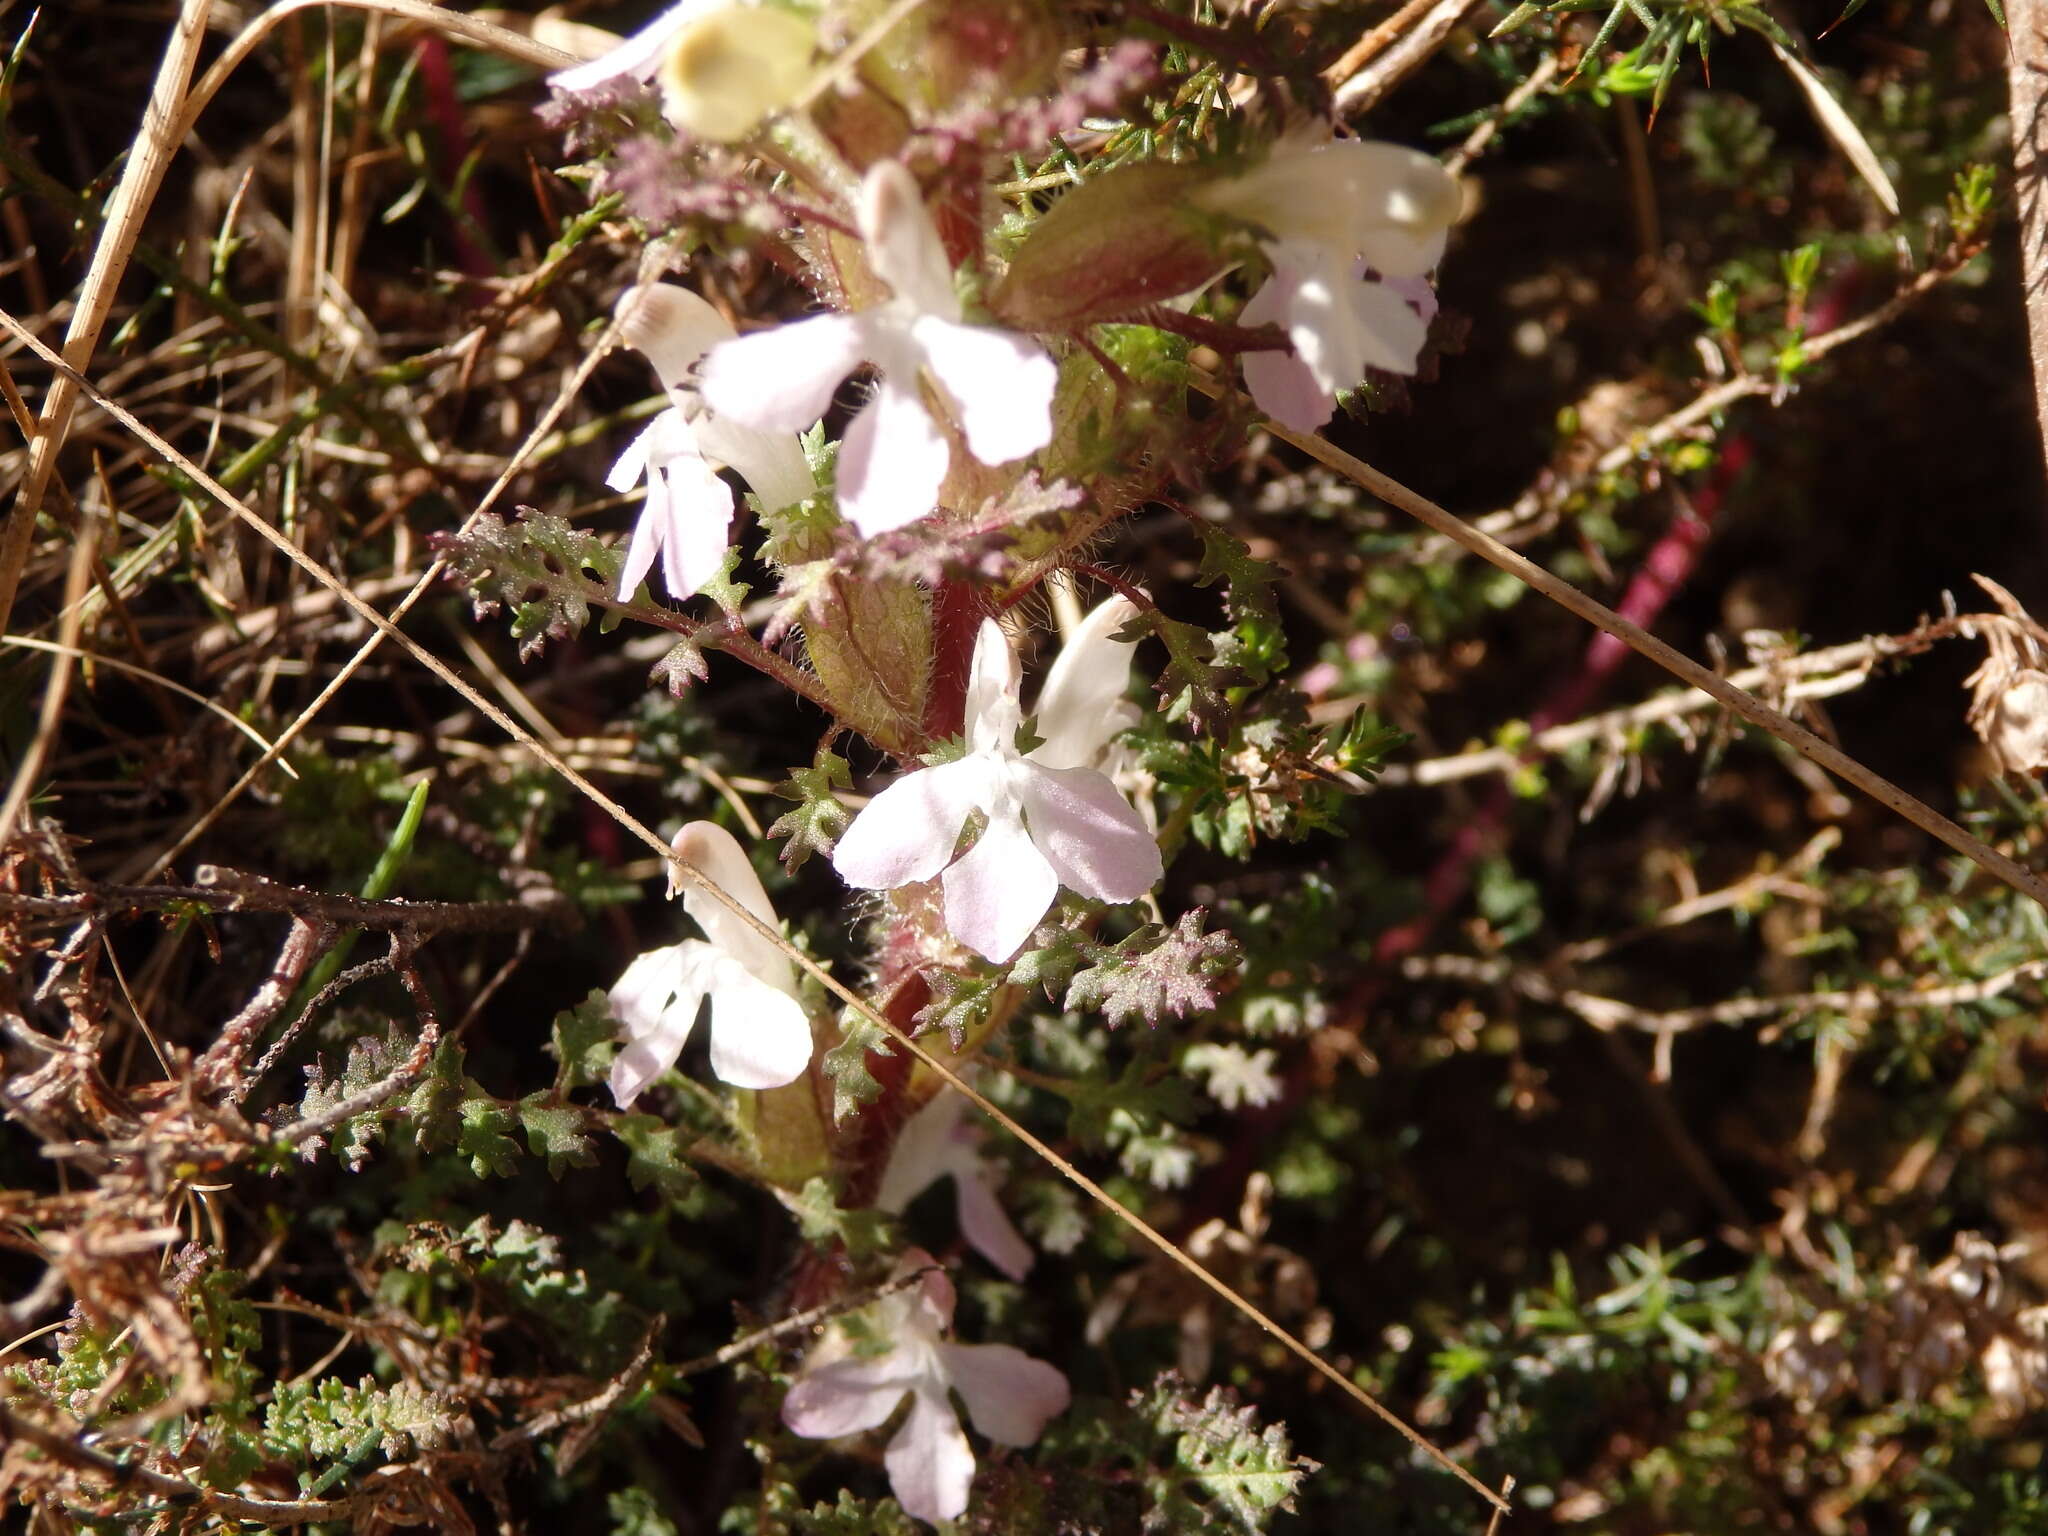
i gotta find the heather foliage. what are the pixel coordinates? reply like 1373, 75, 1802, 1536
3, 0, 2047, 1531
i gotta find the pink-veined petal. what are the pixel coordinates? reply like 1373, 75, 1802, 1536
963, 619, 1022, 755
940, 803, 1060, 963
704, 962, 814, 1089
655, 450, 736, 599
670, 821, 792, 987
884, 1387, 977, 1524
618, 283, 736, 392
700, 313, 868, 433
783, 1353, 919, 1439
953, 1169, 1035, 1281
832, 755, 997, 892
548, 0, 709, 92
859, 161, 960, 320
936, 1342, 1069, 1446
1031, 597, 1140, 771
1014, 763, 1162, 905
606, 943, 713, 1107
912, 317, 1057, 466
837, 380, 949, 537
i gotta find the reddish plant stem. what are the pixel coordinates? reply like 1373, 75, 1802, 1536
414, 36, 494, 281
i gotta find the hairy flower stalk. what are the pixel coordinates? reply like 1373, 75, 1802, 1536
608, 822, 814, 1097
702, 161, 1059, 536
609, 283, 813, 601
783, 1252, 1069, 1523
832, 613, 1161, 962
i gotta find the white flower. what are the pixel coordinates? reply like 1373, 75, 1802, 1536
608, 821, 813, 1098
548, 1, 814, 143
877, 1089, 1034, 1281
609, 283, 813, 602
831, 616, 1161, 963
782, 1252, 1069, 1525
701, 161, 1058, 538
1196, 136, 1459, 432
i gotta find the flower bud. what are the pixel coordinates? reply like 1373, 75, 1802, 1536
988, 160, 1233, 331
658, 4, 816, 142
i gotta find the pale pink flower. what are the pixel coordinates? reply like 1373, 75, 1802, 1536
1198, 136, 1459, 432
832, 617, 1162, 963
609, 822, 813, 1098
609, 284, 813, 602
877, 1089, 1034, 1281
783, 1251, 1069, 1524
701, 162, 1058, 538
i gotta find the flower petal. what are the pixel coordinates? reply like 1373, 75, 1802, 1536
837, 380, 949, 537
1240, 271, 1335, 433
1345, 278, 1431, 376
832, 755, 996, 892
670, 821, 792, 987
705, 962, 814, 1089
940, 803, 1060, 963
691, 411, 814, 513
912, 316, 1057, 466
1030, 597, 1140, 771
700, 313, 867, 433
883, 1386, 978, 1524
615, 453, 666, 602
618, 283, 736, 392
548, 0, 707, 92
1014, 763, 1162, 905
936, 1342, 1069, 1446
1241, 344, 1333, 434
655, 450, 736, 599
859, 161, 961, 321
953, 1168, 1035, 1281
783, 1354, 918, 1439
876, 1089, 974, 1214
606, 943, 713, 1107
962, 619, 1023, 755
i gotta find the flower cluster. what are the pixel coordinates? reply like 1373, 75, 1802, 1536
553, 7, 1469, 1526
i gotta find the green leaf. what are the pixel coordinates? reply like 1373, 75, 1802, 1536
1140, 1374, 1319, 1531
430, 509, 622, 661
457, 1096, 521, 1178
788, 1176, 893, 1258
1066, 910, 1241, 1028
549, 990, 617, 1094
519, 1094, 599, 1177
613, 1113, 699, 1200
767, 752, 854, 873
1194, 523, 1279, 632
821, 1013, 891, 1123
